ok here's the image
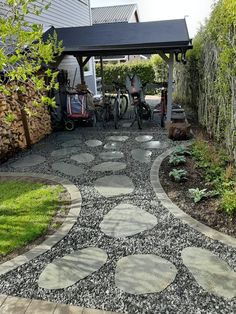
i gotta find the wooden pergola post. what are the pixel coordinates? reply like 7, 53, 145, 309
75, 55, 91, 85
100, 56, 105, 98
158, 51, 174, 123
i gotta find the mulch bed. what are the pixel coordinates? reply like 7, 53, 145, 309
159, 155, 236, 238
0, 176, 71, 264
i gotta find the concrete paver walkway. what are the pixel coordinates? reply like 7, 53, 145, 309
0, 123, 235, 314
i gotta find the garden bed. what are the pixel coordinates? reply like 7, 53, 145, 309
0, 177, 70, 264
159, 151, 236, 238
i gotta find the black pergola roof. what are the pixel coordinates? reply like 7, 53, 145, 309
53, 19, 192, 56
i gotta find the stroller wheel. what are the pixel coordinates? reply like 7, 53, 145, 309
65, 119, 75, 131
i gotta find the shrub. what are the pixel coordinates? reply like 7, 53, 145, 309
169, 169, 187, 182
173, 146, 191, 156
220, 191, 236, 215
189, 188, 219, 203
169, 154, 186, 166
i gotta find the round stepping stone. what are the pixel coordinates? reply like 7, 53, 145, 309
141, 141, 168, 149
94, 175, 134, 197
71, 153, 95, 164
85, 140, 102, 147
52, 162, 84, 176
99, 151, 124, 160
107, 136, 129, 142
131, 149, 152, 163
104, 142, 122, 150
135, 135, 153, 142
92, 162, 126, 172
38, 247, 107, 289
182, 247, 236, 299
61, 139, 82, 148
115, 254, 177, 294
11, 154, 46, 168
51, 147, 79, 157
100, 203, 157, 238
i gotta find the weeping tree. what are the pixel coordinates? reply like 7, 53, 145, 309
0, 0, 63, 146
174, 0, 236, 161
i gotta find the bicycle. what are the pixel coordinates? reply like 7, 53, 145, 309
126, 74, 151, 129
95, 81, 128, 129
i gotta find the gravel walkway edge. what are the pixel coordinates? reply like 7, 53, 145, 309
0, 172, 82, 276
150, 148, 236, 249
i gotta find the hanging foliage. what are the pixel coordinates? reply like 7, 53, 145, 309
174, 0, 236, 161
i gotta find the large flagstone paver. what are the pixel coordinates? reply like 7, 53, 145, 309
0, 295, 31, 314
104, 142, 122, 150
85, 140, 103, 147
62, 139, 82, 148
51, 147, 79, 157
52, 162, 84, 176
141, 141, 168, 149
99, 151, 124, 160
131, 149, 152, 163
71, 153, 95, 164
115, 254, 177, 295
38, 247, 107, 289
135, 135, 153, 142
100, 203, 157, 238
107, 136, 129, 142
182, 247, 236, 299
11, 154, 46, 168
94, 175, 134, 197
92, 162, 126, 172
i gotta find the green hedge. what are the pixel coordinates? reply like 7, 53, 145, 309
96, 56, 167, 95
174, 0, 236, 161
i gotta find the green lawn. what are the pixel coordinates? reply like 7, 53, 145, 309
0, 180, 64, 256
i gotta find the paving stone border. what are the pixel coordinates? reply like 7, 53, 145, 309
150, 147, 236, 248
0, 172, 82, 276
0, 294, 121, 314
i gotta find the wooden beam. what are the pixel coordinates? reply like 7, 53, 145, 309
100, 56, 105, 98
158, 51, 170, 63
82, 56, 91, 67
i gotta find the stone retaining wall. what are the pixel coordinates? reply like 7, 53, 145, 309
0, 88, 52, 162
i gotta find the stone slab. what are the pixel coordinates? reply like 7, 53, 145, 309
115, 254, 177, 294
99, 151, 124, 160
85, 140, 103, 147
11, 155, 46, 168
141, 141, 168, 149
107, 136, 129, 142
135, 135, 153, 142
54, 304, 84, 314
25, 299, 56, 313
71, 153, 95, 164
0, 296, 31, 314
100, 203, 157, 238
92, 162, 126, 172
131, 149, 152, 163
104, 142, 122, 150
38, 247, 107, 289
94, 175, 134, 197
182, 247, 236, 299
51, 147, 79, 157
62, 139, 82, 148
52, 162, 84, 177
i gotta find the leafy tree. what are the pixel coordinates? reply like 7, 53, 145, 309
0, 0, 63, 145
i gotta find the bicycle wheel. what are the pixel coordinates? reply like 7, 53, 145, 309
137, 103, 143, 129
113, 99, 120, 129
119, 94, 128, 119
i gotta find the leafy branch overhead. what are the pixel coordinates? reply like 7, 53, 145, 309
0, 0, 63, 108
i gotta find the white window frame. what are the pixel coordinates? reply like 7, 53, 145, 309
84, 58, 93, 76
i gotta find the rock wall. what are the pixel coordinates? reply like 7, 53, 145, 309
0, 88, 52, 163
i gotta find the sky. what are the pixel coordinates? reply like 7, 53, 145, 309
90, 0, 216, 38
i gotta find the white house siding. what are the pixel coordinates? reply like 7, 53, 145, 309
0, 0, 96, 92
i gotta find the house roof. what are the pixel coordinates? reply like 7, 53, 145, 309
91, 4, 138, 24
54, 19, 192, 57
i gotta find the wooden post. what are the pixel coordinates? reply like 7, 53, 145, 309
19, 98, 31, 148
76, 55, 85, 85
100, 56, 105, 98
167, 52, 174, 122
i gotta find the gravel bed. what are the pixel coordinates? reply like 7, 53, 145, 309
0, 123, 235, 314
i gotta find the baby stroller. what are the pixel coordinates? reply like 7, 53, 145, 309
64, 84, 96, 131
